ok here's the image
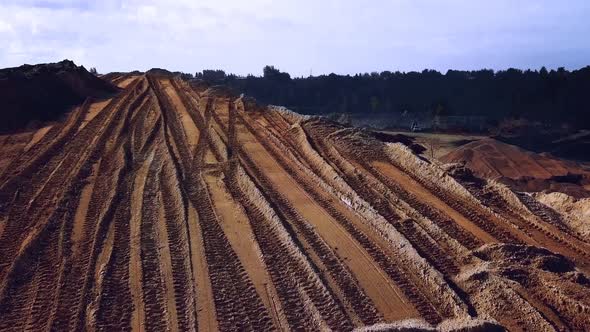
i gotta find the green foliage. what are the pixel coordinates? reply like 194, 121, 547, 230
370, 96, 379, 112
195, 69, 226, 83
195, 66, 590, 129
263, 65, 291, 81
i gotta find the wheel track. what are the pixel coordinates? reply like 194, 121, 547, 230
95, 142, 134, 331
139, 143, 172, 332
229, 106, 373, 328
258, 112, 421, 323
160, 156, 197, 331
265, 112, 465, 277
374, 155, 524, 245
92, 80, 151, 330
305, 135, 477, 315
0, 99, 89, 191
460, 181, 590, 265
0, 80, 145, 302
151, 76, 274, 331
95, 80, 150, 332
516, 192, 581, 238
226, 161, 356, 330
0, 139, 91, 331
48, 78, 146, 331
187, 175, 275, 331
365, 163, 484, 251
235, 151, 376, 328
233, 109, 449, 324
214, 105, 416, 328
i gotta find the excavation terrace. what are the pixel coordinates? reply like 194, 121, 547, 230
0, 73, 589, 331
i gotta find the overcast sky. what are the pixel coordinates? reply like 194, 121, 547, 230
1, 0, 589, 76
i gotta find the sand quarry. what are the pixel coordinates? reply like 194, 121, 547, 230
441, 138, 590, 198
0, 74, 589, 331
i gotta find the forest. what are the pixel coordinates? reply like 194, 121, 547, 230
193, 66, 590, 129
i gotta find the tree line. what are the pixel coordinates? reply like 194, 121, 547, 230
191, 65, 590, 129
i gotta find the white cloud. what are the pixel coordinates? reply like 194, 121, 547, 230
0, 0, 589, 75
0, 19, 13, 33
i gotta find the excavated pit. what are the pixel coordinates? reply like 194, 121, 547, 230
0, 74, 588, 331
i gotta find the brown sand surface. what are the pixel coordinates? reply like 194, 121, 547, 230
0, 74, 587, 331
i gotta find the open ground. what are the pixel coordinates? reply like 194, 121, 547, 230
0, 74, 589, 331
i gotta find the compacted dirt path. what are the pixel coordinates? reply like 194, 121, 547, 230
0, 74, 588, 331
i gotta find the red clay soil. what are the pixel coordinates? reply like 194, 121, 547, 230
0, 74, 588, 331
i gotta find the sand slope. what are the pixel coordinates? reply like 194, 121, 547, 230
0, 74, 588, 331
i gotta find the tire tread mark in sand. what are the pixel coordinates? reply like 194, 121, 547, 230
365, 163, 485, 251
225, 105, 358, 328
459, 180, 590, 263
169, 77, 206, 129
225, 162, 352, 330
48, 79, 144, 331
25, 156, 85, 331
0, 90, 128, 328
153, 79, 200, 331
235, 110, 432, 324
0, 85, 141, 300
516, 192, 590, 245
147, 76, 192, 175
191, 99, 214, 166
172, 81, 226, 165
0, 123, 60, 183
301, 127, 478, 318
189, 138, 275, 329
239, 113, 445, 324
0, 99, 90, 190
132, 96, 158, 156
160, 156, 197, 331
140, 144, 172, 332
185, 173, 274, 331
339, 157, 465, 276
234, 151, 371, 329
306, 130, 479, 314
146, 79, 186, 330
0, 100, 88, 222
255, 112, 384, 325
96, 80, 148, 331
299, 124, 468, 276
307, 123, 488, 253
149, 76, 273, 331
222, 112, 402, 321
377, 155, 525, 245
264, 112, 472, 312
95, 140, 134, 331
0, 177, 78, 330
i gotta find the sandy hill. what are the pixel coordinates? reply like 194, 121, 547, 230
0, 73, 589, 331
0, 60, 118, 133
441, 138, 590, 197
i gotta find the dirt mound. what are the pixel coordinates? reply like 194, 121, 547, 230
460, 243, 590, 330
0, 75, 589, 331
497, 130, 590, 162
0, 60, 118, 133
356, 318, 504, 331
441, 138, 590, 197
371, 132, 427, 155
101, 70, 144, 82
145, 68, 174, 77
474, 243, 575, 272
533, 192, 590, 239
